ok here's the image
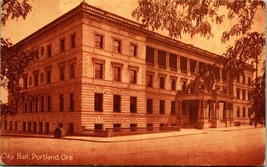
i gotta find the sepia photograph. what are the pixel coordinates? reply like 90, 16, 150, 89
0, 0, 266, 166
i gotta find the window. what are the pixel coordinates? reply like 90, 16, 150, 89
171, 101, 176, 115
146, 46, 154, 65
169, 53, 177, 70
248, 108, 251, 117
236, 89, 240, 99
113, 39, 121, 53
130, 44, 137, 57
243, 75, 246, 84
69, 64, 75, 79
237, 107, 240, 117
130, 96, 137, 113
45, 122, 49, 134
222, 68, 227, 81
159, 77, 165, 89
237, 75, 240, 83
95, 34, 103, 48
248, 91, 251, 101
158, 50, 166, 69
113, 66, 121, 81
180, 57, 187, 73
113, 124, 121, 132
33, 72, 39, 86
147, 74, 153, 87
147, 99, 153, 114
70, 93, 74, 111
214, 67, 220, 80
243, 107, 246, 117
23, 76, 28, 88
47, 95, 51, 112
39, 122, 43, 134
113, 95, 121, 112
46, 70, 51, 83
248, 77, 251, 86
60, 38, 65, 52
94, 93, 103, 112
4, 121, 7, 130
30, 101, 33, 112
242, 90, 246, 100
190, 60, 196, 74
130, 124, 137, 131
160, 100, 165, 114
95, 63, 103, 79
147, 123, 153, 131
71, 34, 76, 48
35, 97, 38, 112
130, 70, 137, 84
9, 121, 13, 131
59, 94, 64, 112
59, 66, 65, 81
15, 121, 18, 131
23, 122, 26, 132
28, 122, 32, 132
94, 124, 103, 131
24, 104, 28, 112
171, 79, 176, 90
41, 96, 44, 112
47, 44, 52, 57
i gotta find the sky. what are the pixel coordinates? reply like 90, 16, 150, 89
1, 0, 266, 103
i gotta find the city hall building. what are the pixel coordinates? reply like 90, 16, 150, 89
1, 2, 254, 135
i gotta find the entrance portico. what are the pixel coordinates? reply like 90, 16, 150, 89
175, 90, 234, 129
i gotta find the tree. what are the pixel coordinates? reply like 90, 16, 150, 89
1, 0, 38, 115
132, 0, 265, 121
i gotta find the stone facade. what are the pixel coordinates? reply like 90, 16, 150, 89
1, 2, 254, 135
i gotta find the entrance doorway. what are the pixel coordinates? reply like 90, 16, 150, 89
189, 104, 198, 125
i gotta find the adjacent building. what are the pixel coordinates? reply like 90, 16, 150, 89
1, 2, 254, 135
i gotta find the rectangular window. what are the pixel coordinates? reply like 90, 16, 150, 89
147, 123, 153, 131
248, 108, 251, 117
95, 34, 103, 48
113, 95, 121, 112
95, 63, 103, 79
130, 44, 137, 57
248, 77, 251, 86
47, 44, 52, 57
59, 94, 64, 112
113, 124, 121, 132
130, 96, 137, 113
35, 97, 38, 112
171, 101, 176, 115
47, 95, 51, 112
222, 68, 227, 81
113, 39, 121, 53
23, 76, 28, 88
41, 96, 44, 112
158, 50, 166, 69
70, 93, 74, 111
71, 34, 76, 48
60, 38, 65, 52
113, 67, 121, 81
9, 121, 13, 131
130, 124, 137, 132
24, 104, 28, 112
169, 53, 177, 70
34, 72, 39, 86
237, 107, 240, 117
30, 101, 33, 112
28, 122, 31, 132
147, 99, 153, 114
45, 122, 49, 134
215, 67, 220, 80
46, 70, 51, 83
23, 122, 26, 132
69, 64, 75, 79
243, 107, 246, 117
130, 70, 137, 84
159, 77, 165, 89
171, 79, 176, 90
237, 75, 240, 83
15, 121, 18, 131
146, 46, 154, 65
39, 122, 43, 134
94, 93, 103, 112
4, 121, 7, 130
160, 100, 165, 114
243, 75, 246, 84
190, 60, 196, 74
94, 124, 103, 131
59, 66, 65, 81
147, 74, 153, 87
248, 91, 251, 101
180, 57, 187, 73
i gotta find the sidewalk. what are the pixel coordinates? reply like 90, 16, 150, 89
1, 125, 262, 143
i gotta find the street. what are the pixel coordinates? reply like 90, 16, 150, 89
0, 128, 265, 166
